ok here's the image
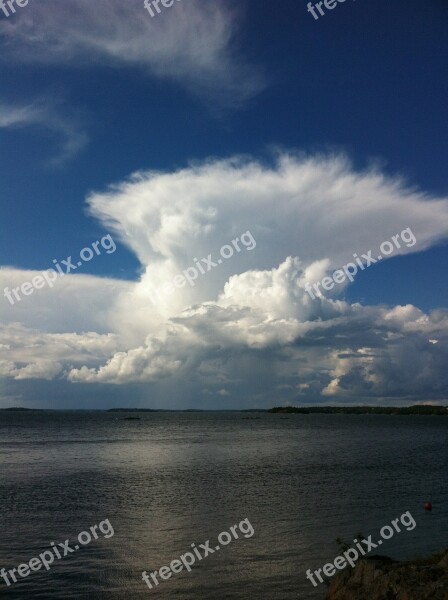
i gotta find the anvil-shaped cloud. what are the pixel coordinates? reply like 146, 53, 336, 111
1, 154, 448, 405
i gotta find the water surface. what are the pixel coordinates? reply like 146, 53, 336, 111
0, 411, 446, 599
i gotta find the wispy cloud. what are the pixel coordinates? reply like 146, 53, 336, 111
0, 99, 88, 165
0, 0, 265, 107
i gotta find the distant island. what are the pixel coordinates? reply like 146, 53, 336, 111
107, 408, 206, 412
269, 405, 448, 415
0, 407, 43, 411
107, 408, 159, 412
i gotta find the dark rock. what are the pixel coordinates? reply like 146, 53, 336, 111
326, 550, 448, 600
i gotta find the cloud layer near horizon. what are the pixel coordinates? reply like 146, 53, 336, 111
1, 154, 448, 405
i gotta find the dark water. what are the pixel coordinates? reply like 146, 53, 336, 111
0, 411, 447, 599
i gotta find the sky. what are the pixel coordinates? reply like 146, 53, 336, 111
0, 0, 447, 409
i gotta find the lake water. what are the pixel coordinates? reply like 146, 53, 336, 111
0, 411, 447, 599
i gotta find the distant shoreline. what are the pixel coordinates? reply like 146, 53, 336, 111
0, 405, 447, 415
268, 405, 448, 415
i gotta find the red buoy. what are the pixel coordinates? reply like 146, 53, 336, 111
424, 502, 432, 512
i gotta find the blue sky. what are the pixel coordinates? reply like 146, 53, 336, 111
0, 0, 447, 408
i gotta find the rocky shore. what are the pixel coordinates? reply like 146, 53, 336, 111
326, 550, 448, 600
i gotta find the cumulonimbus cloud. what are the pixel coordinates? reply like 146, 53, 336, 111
1, 153, 448, 404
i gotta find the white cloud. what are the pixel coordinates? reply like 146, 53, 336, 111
1, 153, 448, 403
86, 154, 448, 281
0, 0, 264, 106
0, 322, 122, 381
0, 100, 88, 165
0, 268, 131, 333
